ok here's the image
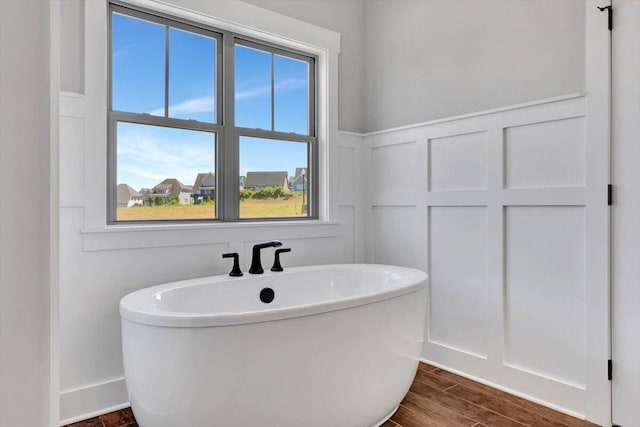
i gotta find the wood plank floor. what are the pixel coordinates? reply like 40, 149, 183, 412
65, 363, 598, 427
65, 407, 136, 427
386, 363, 597, 427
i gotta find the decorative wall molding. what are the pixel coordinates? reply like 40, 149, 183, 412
82, 222, 340, 252
365, 90, 609, 422
363, 93, 585, 138
60, 377, 128, 425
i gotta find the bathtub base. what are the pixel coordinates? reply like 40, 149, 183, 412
373, 405, 399, 427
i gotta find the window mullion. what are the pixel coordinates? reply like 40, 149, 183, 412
309, 58, 316, 137
311, 138, 318, 219
216, 32, 223, 125
221, 34, 239, 221
110, 111, 219, 132
164, 25, 169, 117
234, 127, 315, 143
108, 115, 118, 223
271, 53, 275, 132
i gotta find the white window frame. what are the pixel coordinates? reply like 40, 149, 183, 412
70, 0, 340, 252
107, 1, 319, 223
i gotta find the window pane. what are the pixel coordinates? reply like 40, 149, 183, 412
112, 13, 165, 115
116, 122, 216, 221
235, 45, 271, 130
274, 55, 309, 135
169, 28, 216, 123
239, 137, 309, 218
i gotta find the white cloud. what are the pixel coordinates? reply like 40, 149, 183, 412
147, 78, 307, 116
275, 78, 307, 92
235, 85, 271, 101
117, 127, 214, 190
121, 167, 165, 184
149, 96, 215, 116
236, 78, 306, 101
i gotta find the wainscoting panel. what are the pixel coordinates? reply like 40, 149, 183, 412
366, 92, 609, 423
60, 95, 87, 208
504, 206, 586, 388
504, 117, 586, 189
428, 206, 488, 358
337, 206, 356, 263
372, 207, 420, 268
338, 146, 356, 205
372, 142, 416, 192
371, 142, 417, 208
429, 132, 488, 192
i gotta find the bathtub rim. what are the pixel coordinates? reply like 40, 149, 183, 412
119, 263, 428, 328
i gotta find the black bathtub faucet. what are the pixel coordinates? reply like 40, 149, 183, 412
249, 241, 283, 274
222, 252, 243, 277
271, 248, 291, 272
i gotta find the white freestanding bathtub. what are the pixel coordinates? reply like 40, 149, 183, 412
120, 263, 428, 427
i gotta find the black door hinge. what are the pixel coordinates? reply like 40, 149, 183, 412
608, 184, 613, 206
608, 359, 613, 381
597, 5, 613, 31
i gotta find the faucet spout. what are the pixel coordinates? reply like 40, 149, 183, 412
249, 241, 283, 274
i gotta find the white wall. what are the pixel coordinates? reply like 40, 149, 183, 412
0, 1, 56, 426
243, 0, 365, 133
60, 0, 84, 94
364, 0, 585, 132
58, 0, 365, 423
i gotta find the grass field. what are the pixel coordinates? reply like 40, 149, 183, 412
117, 194, 307, 221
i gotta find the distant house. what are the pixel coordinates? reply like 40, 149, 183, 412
294, 167, 306, 179
139, 188, 151, 206
192, 172, 215, 204
239, 175, 246, 190
117, 184, 143, 208
244, 171, 289, 191
291, 174, 307, 192
150, 178, 193, 205
291, 167, 307, 191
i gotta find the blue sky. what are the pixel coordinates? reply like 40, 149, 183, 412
112, 12, 309, 191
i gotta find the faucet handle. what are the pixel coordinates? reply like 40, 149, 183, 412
271, 248, 291, 272
222, 252, 243, 277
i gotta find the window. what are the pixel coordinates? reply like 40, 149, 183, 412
109, 2, 316, 222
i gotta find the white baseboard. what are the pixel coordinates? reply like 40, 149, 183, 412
419, 358, 586, 420
59, 377, 129, 425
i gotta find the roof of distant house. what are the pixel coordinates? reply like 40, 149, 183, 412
294, 167, 307, 179
291, 174, 307, 185
244, 171, 288, 188
117, 184, 141, 204
151, 178, 193, 198
193, 172, 216, 191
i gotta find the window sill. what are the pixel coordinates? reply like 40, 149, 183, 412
81, 220, 339, 251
